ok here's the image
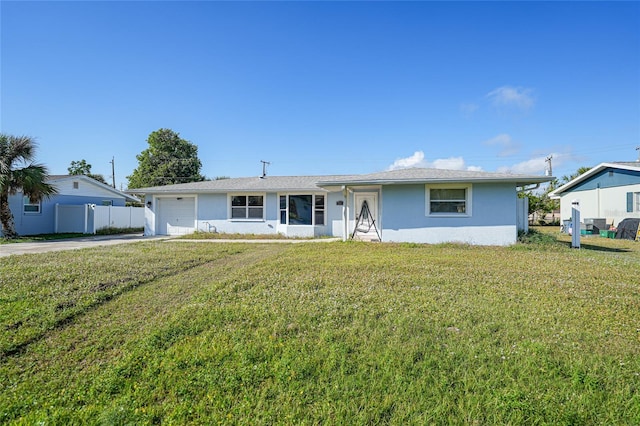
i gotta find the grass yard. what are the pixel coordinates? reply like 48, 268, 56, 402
179, 232, 293, 240
0, 228, 144, 244
0, 233, 87, 244
1, 232, 639, 424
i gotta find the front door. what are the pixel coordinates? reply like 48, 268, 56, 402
353, 192, 380, 241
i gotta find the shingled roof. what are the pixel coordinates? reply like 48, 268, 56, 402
128, 175, 356, 194
129, 168, 551, 194
316, 168, 551, 186
48, 174, 140, 202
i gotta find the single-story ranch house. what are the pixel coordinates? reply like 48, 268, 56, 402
549, 161, 640, 228
131, 168, 551, 246
5, 175, 140, 236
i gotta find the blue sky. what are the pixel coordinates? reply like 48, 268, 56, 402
2, 1, 639, 190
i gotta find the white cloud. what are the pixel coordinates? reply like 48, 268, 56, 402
497, 152, 575, 175
487, 86, 535, 110
497, 158, 545, 175
388, 151, 425, 170
484, 133, 521, 157
388, 151, 482, 171
431, 157, 466, 170
459, 102, 479, 116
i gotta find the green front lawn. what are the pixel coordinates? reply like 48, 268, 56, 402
1, 234, 638, 424
0, 227, 144, 244
0, 233, 86, 244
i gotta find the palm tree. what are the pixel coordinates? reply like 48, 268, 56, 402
560, 166, 592, 185
0, 134, 57, 238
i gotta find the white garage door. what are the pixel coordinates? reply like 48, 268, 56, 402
157, 197, 196, 235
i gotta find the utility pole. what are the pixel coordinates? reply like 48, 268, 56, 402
545, 155, 553, 177
109, 157, 116, 188
260, 160, 270, 178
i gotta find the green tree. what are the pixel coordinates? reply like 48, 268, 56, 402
1, 134, 57, 238
520, 179, 560, 225
68, 159, 107, 184
127, 129, 205, 188
526, 191, 559, 224
560, 166, 592, 184
68, 159, 91, 175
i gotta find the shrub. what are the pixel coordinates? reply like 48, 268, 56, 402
95, 227, 144, 235
517, 229, 559, 246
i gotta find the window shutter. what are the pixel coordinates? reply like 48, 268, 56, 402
627, 192, 633, 212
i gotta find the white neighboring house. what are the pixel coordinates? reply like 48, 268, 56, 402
549, 162, 640, 227
131, 168, 551, 246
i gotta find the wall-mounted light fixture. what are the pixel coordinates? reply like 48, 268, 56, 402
146, 201, 152, 208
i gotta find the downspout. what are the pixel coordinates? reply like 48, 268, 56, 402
54, 203, 59, 233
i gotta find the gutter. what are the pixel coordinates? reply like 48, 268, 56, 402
318, 177, 552, 187
517, 183, 540, 193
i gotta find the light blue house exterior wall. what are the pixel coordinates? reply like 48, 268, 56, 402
379, 183, 518, 245
142, 175, 533, 245
146, 183, 521, 244
7, 193, 127, 236
193, 191, 340, 238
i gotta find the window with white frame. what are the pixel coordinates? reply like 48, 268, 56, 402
23, 196, 41, 214
626, 192, 640, 213
279, 194, 325, 225
426, 184, 472, 216
230, 195, 264, 219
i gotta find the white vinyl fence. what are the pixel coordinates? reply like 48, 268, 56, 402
55, 204, 144, 234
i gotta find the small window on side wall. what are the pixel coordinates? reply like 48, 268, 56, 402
23, 196, 41, 214
426, 184, 472, 216
629, 192, 640, 213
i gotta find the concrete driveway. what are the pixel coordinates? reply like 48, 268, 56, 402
0, 234, 170, 257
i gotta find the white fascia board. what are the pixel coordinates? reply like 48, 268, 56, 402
548, 162, 640, 197
318, 177, 551, 187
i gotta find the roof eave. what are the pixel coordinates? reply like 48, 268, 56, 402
50, 175, 140, 202
128, 186, 329, 195
317, 176, 553, 187
548, 162, 640, 197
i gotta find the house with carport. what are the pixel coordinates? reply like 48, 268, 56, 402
132, 167, 550, 246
